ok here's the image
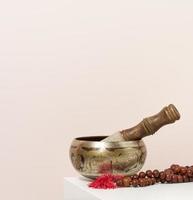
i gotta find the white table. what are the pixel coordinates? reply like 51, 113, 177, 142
64, 177, 193, 200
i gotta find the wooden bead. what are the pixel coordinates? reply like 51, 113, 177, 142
148, 178, 153, 185
139, 172, 146, 178
165, 174, 172, 183
156, 178, 160, 183
177, 175, 183, 183
190, 167, 193, 173
146, 170, 153, 178
164, 169, 173, 175
174, 166, 181, 174
151, 177, 156, 184
153, 169, 160, 178
180, 167, 187, 175
139, 178, 145, 187
116, 179, 123, 187
182, 175, 189, 182
159, 171, 166, 180
171, 175, 178, 183
187, 169, 193, 177
144, 178, 149, 186
132, 179, 138, 187
123, 177, 132, 187
189, 177, 193, 182
133, 174, 138, 179
170, 164, 177, 171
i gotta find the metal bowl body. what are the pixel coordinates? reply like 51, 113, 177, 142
70, 136, 147, 179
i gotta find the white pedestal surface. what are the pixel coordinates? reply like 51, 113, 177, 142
64, 177, 193, 200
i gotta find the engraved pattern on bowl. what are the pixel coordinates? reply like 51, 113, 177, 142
70, 136, 146, 179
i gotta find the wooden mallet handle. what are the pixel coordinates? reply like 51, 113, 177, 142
121, 104, 180, 141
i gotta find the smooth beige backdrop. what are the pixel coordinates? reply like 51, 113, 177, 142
0, 0, 193, 200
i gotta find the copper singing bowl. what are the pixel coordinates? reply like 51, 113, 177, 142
70, 136, 147, 179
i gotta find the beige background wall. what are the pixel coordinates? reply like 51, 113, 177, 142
0, 0, 193, 200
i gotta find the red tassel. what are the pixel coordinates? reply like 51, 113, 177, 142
89, 174, 123, 189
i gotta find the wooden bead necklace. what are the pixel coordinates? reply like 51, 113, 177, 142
116, 164, 193, 187
89, 164, 193, 189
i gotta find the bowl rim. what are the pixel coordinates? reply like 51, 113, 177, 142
72, 135, 145, 148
